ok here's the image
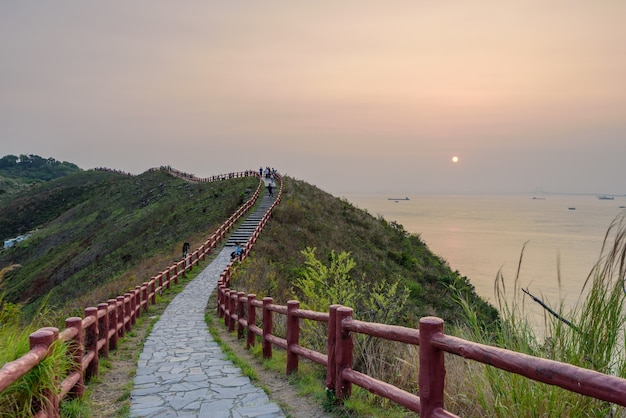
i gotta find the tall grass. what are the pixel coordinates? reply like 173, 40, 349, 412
0, 296, 72, 417
447, 212, 626, 417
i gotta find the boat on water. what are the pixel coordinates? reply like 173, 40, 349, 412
598, 195, 615, 200
388, 197, 410, 201
568, 207, 576, 210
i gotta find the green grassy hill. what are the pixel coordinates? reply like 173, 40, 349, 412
232, 177, 498, 327
0, 154, 81, 204
0, 168, 258, 317
1, 159, 496, 328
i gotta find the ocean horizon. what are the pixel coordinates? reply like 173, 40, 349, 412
343, 192, 626, 322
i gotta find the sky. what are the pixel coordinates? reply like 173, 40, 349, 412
1, 2, 625, 196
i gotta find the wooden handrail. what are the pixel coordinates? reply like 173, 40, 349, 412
0, 169, 264, 416
216, 204, 626, 418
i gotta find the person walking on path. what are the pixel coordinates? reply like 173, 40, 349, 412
130, 248, 284, 418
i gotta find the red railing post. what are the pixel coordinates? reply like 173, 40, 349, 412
116, 296, 125, 338
237, 292, 246, 340
228, 291, 237, 332
84, 307, 99, 378
134, 286, 142, 319
173, 264, 179, 285
262, 297, 273, 359
150, 277, 157, 305
165, 268, 171, 290
223, 289, 231, 327
335, 306, 354, 402
142, 283, 149, 312
246, 294, 257, 349
108, 299, 118, 350
326, 305, 340, 392
126, 292, 135, 327
30, 329, 59, 418
217, 283, 225, 318
419, 317, 446, 418
65, 317, 84, 398
286, 300, 300, 375
97, 303, 109, 358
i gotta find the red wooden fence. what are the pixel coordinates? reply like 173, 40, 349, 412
0, 169, 272, 417
218, 272, 626, 417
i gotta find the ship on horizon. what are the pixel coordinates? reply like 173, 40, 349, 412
388, 197, 410, 201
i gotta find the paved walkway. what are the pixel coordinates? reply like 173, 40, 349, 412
130, 247, 285, 417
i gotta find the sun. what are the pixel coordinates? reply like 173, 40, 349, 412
452, 156, 459, 163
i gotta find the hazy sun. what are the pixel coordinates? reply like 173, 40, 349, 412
452, 156, 459, 163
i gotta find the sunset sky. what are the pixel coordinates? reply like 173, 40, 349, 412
2, 2, 625, 195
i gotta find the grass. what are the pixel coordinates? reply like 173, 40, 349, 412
443, 212, 626, 417
0, 170, 258, 318
0, 297, 73, 417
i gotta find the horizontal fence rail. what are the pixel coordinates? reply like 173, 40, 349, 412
218, 268, 626, 416
0, 168, 275, 417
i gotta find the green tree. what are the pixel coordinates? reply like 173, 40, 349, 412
294, 247, 410, 378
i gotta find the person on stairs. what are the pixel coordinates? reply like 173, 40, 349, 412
231, 242, 243, 261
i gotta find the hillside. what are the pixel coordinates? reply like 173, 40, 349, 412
0, 162, 496, 328
0, 154, 81, 203
0, 168, 258, 317
232, 177, 498, 327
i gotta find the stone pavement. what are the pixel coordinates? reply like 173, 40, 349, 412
130, 246, 285, 417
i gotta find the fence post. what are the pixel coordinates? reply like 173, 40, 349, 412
134, 286, 142, 319
97, 303, 109, 358
30, 328, 59, 418
173, 264, 179, 285
126, 292, 135, 328
237, 292, 246, 340
286, 300, 300, 375
108, 299, 118, 350
142, 283, 149, 312
228, 291, 237, 332
84, 307, 99, 378
262, 297, 273, 359
419, 316, 446, 418
117, 296, 126, 338
326, 305, 340, 392
246, 294, 257, 349
217, 283, 225, 318
65, 317, 84, 398
165, 268, 171, 290
150, 277, 157, 305
223, 289, 231, 327
335, 306, 354, 402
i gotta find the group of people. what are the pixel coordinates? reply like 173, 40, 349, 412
260, 166, 277, 197
260, 166, 276, 180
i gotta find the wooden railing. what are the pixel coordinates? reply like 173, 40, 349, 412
217, 272, 626, 416
0, 169, 266, 417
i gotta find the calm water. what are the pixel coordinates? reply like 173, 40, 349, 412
344, 193, 626, 315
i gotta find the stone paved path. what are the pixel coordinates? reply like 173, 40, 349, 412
130, 247, 285, 417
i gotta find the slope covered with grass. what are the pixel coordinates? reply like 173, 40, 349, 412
233, 176, 498, 327
0, 169, 258, 317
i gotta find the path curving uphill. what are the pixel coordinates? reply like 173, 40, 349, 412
130, 178, 284, 417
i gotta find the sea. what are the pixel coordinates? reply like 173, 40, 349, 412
343, 193, 626, 324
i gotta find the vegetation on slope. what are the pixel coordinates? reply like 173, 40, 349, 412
233, 176, 498, 327
0, 168, 258, 317
0, 154, 81, 203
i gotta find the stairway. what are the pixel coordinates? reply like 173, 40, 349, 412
225, 189, 276, 247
